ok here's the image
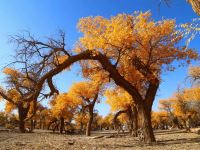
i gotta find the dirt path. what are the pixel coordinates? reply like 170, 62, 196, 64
0, 129, 200, 150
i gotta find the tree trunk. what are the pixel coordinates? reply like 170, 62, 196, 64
30, 119, 34, 132
34, 120, 37, 129
86, 107, 94, 136
18, 102, 30, 133
19, 118, 25, 133
60, 116, 65, 134
136, 79, 159, 143
86, 93, 98, 136
80, 122, 84, 133
42, 117, 46, 130
131, 107, 138, 137
137, 103, 155, 143
126, 107, 134, 135
39, 118, 42, 129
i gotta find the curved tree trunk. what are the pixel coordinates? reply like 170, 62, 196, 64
25, 49, 159, 143
113, 109, 128, 134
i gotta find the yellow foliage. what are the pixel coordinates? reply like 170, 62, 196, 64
7, 89, 21, 102
172, 96, 187, 118
54, 55, 69, 65
151, 111, 169, 128
68, 81, 100, 103
101, 113, 113, 127
171, 89, 198, 120
50, 93, 81, 119
159, 98, 174, 113
74, 113, 89, 128
76, 11, 197, 85
160, 86, 200, 121
105, 87, 133, 112
189, 66, 200, 81
183, 87, 200, 101
118, 113, 129, 124
3, 68, 22, 77
5, 102, 16, 113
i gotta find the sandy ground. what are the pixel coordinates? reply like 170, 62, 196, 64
0, 129, 200, 150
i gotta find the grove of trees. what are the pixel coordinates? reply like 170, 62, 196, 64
0, 10, 199, 144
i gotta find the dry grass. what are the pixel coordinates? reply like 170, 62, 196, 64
0, 129, 200, 150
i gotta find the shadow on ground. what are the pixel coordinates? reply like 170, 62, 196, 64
157, 137, 200, 145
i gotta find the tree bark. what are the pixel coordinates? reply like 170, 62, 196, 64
130, 107, 138, 137
80, 121, 84, 134
18, 102, 30, 133
60, 116, 65, 134
86, 107, 94, 136
39, 118, 42, 129
28, 50, 158, 143
85, 93, 98, 136
137, 102, 155, 143
42, 117, 46, 130
113, 109, 128, 133
19, 119, 25, 133
30, 119, 34, 132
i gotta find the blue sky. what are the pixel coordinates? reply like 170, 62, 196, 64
0, 0, 199, 116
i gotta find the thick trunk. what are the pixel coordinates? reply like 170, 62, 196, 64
127, 107, 134, 135
131, 107, 138, 137
136, 79, 159, 143
86, 108, 94, 136
60, 116, 65, 134
18, 102, 30, 133
19, 119, 25, 133
137, 103, 155, 143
